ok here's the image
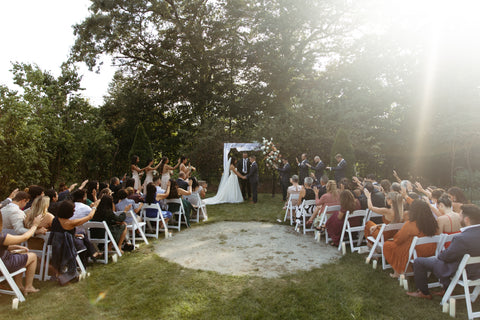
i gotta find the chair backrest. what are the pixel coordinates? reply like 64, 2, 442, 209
438, 232, 461, 253
83, 221, 109, 240
325, 205, 341, 213
290, 193, 300, 200
345, 209, 368, 227
140, 203, 162, 219
166, 198, 185, 213
384, 222, 404, 232
410, 235, 443, 259
366, 209, 383, 221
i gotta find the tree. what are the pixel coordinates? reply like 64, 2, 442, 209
129, 123, 154, 168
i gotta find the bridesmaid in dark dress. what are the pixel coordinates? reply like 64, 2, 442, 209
0, 214, 43, 294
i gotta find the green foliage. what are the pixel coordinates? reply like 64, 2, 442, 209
128, 123, 154, 167
330, 129, 355, 179
0, 63, 115, 196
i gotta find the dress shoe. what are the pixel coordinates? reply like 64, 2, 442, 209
406, 290, 432, 300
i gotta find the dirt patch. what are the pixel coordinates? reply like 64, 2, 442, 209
154, 221, 340, 278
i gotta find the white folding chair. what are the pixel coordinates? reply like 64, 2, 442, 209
315, 205, 341, 243
338, 210, 368, 252
294, 200, 316, 234
366, 208, 383, 222
125, 210, 149, 246
139, 203, 168, 239
403, 235, 443, 290
284, 193, 300, 225
165, 198, 188, 231
437, 232, 461, 254
365, 222, 404, 269
28, 232, 50, 281
195, 193, 208, 221
83, 221, 123, 264
441, 254, 480, 319
0, 258, 26, 302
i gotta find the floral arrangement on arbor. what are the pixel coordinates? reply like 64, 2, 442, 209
261, 137, 282, 168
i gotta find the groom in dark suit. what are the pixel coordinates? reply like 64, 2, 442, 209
244, 155, 259, 203
407, 204, 480, 299
237, 152, 251, 200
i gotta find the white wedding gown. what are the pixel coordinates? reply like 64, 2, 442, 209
204, 167, 244, 205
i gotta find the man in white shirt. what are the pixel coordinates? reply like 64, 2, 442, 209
1, 191, 46, 235
71, 189, 93, 220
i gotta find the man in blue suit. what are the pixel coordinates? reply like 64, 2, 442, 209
407, 204, 480, 299
244, 155, 259, 204
327, 154, 347, 184
275, 158, 291, 201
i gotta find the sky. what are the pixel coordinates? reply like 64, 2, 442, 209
0, 0, 115, 106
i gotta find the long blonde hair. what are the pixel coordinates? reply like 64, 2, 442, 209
326, 180, 339, 198
25, 196, 50, 228
387, 192, 404, 223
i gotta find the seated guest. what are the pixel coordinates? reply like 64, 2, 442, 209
72, 189, 94, 221
45, 189, 60, 216
166, 179, 193, 227
50, 200, 100, 283
365, 181, 386, 208
380, 179, 392, 196
325, 190, 361, 246
298, 177, 316, 218
447, 186, 469, 214
110, 177, 123, 203
144, 182, 172, 224
383, 200, 438, 278
184, 177, 205, 207
98, 188, 113, 199
153, 176, 165, 194
407, 204, 480, 299
2, 191, 46, 236
176, 171, 189, 190
306, 180, 340, 227
91, 195, 129, 253
434, 194, 461, 246
57, 180, 87, 202
126, 186, 143, 203
85, 181, 99, 205
24, 185, 44, 210
1, 214, 43, 294
24, 196, 54, 230
285, 175, 303, 207
364, 191, 404, 244
391, 182, 402, 193
116, 189, 144, 223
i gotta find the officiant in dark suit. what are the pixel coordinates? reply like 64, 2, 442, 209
274, 158, 291, 201
307, 156, 325, 185
237, 152, 251, 200
296, 153, 309, 185
327, 154, 347, 184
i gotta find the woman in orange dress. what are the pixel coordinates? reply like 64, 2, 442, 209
383, 200, 438, 278
364, 190, 404, 244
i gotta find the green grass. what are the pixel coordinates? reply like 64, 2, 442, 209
0, 194, 466, 319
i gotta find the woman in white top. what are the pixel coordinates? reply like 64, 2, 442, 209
130, 155, 144, 191
158, 157, 180, 190
286, 175, 302, 207
142, 158, 161, 194
179, 156, 196, 179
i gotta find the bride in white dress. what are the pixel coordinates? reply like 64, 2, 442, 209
204, 157, 245, 205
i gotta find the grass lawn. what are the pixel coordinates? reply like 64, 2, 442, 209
0, 194, 465, 319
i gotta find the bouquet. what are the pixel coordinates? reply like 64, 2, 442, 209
261, 137, 282, 168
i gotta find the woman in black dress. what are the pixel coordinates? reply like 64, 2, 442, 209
91, 195, 129, 254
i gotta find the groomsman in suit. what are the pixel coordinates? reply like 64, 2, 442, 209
327, 154, 347, 184
244, 155, 259, 203
274, 158, 291, 201
296, 153, 309, 185
307, 156, 325, 185
237, 152, 251, 200
407, 204, 480, 299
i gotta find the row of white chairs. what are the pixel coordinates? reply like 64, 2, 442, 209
0, 194, 208, 304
